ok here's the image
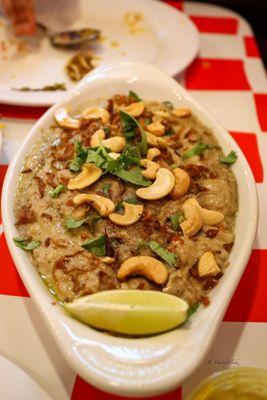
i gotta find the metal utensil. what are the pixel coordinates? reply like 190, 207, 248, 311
37, 23, 100, 48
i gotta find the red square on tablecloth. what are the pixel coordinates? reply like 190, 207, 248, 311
244, 36, 260, 58
185, 58, 251, 90
0, 233, 29, 297
0, 164, 8, 224
224, 250, 267, 322
165, 1, 183, 11
0, 104, 47, 120
190, 16, 238, 34
71, 376, 182, 400
230, 131, 263, 183
254, 94, 267, 132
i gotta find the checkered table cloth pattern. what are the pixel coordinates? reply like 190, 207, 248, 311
0, 2, 267, 399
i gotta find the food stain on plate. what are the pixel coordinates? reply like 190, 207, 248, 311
123, 12, 146, 35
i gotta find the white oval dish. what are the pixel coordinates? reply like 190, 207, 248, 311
1, 62, 258, 398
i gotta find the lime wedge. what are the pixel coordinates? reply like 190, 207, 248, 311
65, 290, 189, 335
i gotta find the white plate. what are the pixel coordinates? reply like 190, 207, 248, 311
0, 0, 199, 106
2, 62, 258, 398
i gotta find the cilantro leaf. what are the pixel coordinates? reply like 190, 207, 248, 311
13, 237, 41, 250
220, 151, 238, 166
128, 90, 141, 101
170, 212, 184, 231
82, 235, 106, 256
65, 216, 86, 229
116, 168, 151, 186
119, 111, 147, 156
117, 145, 141, 169
120, 110, 138, 140
148, 241, 177, 267
69, 142, 88, 172
50, 184, 65, 198
188, 303, 200, 318
102, 183, 111, 197
183, 142, 208, 159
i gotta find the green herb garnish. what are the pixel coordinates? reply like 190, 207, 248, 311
65, 216, 86, 229
102, 182, 112, 197
70, 142, 88, 172
163, 101, 174, 109
119, 111, 147, 156
115, 196, 138, 212
170, 212, 184, 231
128, 90, 141, 102
148, 241, 177, 267
183, 142, 208, 159
116, 168, 151, 186
82, 235, 106, 256
50, 184, 65, 198
103, 127, 110, 136
220, 151, 238, 166
188, 303, 200, 318
13, 237, 41, 250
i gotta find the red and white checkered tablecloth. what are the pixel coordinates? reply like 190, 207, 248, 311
1, 1, 267, 399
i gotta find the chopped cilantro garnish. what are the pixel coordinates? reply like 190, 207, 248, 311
69, 141, 88, 172
82, 235, 106, 256
50, 184, 65, 198
188, 303, 200, 318
65, 216, 86, 229
13, 238, 41, 250
220, 151, 238, 166
128, 90, 141, 101
148, 241, 177, 267
119, 111, 147, 156
183, 142, 208, 159
169, 212, 184, 231
102, 182, 112, 197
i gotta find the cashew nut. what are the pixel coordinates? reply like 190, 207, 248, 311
103, 136, 126, 153
82, 107, 110, 124
55, 107, 80, 129
136, 168, 175, 200
90, 129, 106, 148
185, 198, 224, 226
198, 251, 221, 277
146, 118, 166, 137
147, 147, 161, 161
67, 164, 102, 190
120, 101, 145, 117
180, 200, 203, 237
117, 256, 168, 284
73, 193, 115, 216
154, 110, 169, 118
172, 108, 191, 118
145, 132, 168, 148
109, 202, 143, 226
140, 159, 159, 180
170, 167, 191, 198
108, 152, 121, 159
101, 257, 115, 264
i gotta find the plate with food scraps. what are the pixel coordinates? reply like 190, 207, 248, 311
2, 61, 258, 397
0, 0, 199, 106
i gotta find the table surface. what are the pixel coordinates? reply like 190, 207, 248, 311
1, 1, 267, 399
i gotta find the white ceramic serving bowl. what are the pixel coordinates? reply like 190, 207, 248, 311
2, 62, 258, 398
